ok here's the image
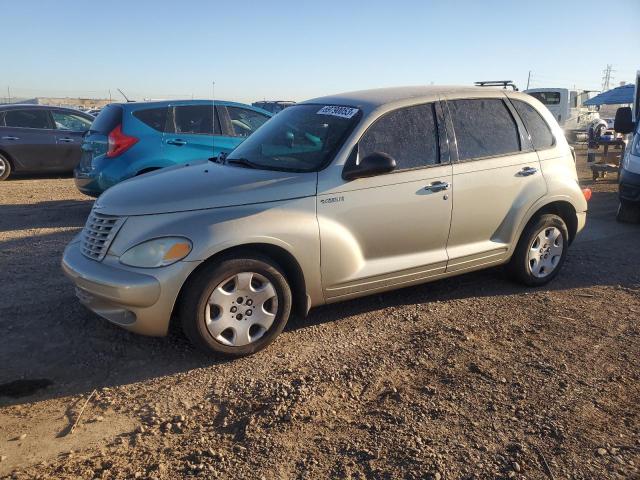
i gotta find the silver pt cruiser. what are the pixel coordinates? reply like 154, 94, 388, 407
63, 86, 589, 357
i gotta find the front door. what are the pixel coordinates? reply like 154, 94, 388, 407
317, 102, 453, 300
442, 96, 547, 272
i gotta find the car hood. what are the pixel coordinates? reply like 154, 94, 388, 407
95, 161, 318, 216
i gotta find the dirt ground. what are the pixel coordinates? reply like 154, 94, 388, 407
0, 149, 638, 480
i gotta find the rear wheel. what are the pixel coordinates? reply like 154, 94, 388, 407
180, 254, 292, 357
0, 154, 11, 181
616, 201, 640, 223
508, 214, 569, 286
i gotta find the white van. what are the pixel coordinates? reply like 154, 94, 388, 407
525, 88, 600, 142
614, 71, 640, 222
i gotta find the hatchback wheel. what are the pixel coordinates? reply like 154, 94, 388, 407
616, 201, 640, 223
0, 154, 11, 181
180, 254, 292, 357
508, 214, 569, 286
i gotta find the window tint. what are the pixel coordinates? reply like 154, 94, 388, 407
511, 100, 554, 150
227, 107, 270, 137
173, 105, 221, 135
134, 107, 169, 132
90, 105, 123, 134
359, 103, 439, 170
4, 109, 51, 129
448, 99, 520, 160
52, 111, 92, 131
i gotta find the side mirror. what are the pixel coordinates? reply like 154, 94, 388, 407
614, 107, 635, 134
343, 151, 396, 181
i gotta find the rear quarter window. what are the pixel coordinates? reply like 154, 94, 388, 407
448, 98, 521, 161
511, 100, 555, 150
133, 107, 169, 132
90, 105, 123, 134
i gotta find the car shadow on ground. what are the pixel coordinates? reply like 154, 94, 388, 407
1, 186, 639, 408
0, 200, 93, 232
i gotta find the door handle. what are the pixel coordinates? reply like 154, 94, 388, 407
518, 166, 538, 176
424, 180, 449, 192
2, 136, 19, 141
167, 139, 187, 146
58, 137, 74, 143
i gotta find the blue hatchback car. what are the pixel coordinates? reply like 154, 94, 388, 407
75, 100, 272, 197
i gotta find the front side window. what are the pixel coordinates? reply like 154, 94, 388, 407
359, 103, 439, 170
226, 104, 360, 172
512, 100, 554, 150
52, 111, 92, 131
227, 107, 270, 137
3, 109, 51, 129
134, 107, 169, 132
528, 91, 561, 105
448, 99, 521, 161
172, 105, 221, 135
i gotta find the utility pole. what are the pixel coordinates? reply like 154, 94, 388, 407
6, 86, 11, 104
526, 71, 531, 90
602, 64, 615, 91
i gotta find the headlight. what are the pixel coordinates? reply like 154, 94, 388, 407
120, 237, 192, 268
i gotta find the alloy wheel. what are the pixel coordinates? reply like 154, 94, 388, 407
527, 227, 563, 278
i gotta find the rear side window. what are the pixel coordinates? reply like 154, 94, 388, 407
448, 99, 520, 161
3, 109, 51, 129
359, 103, 439, 170
90, 105, 123, 134
512, 100, 554, 150
226, 107, 270, 137
528, 91, 561, 105
172, 105, 221, 135
134, 107, 169, 132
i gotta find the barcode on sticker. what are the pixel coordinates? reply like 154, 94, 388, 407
317, 106, 359, 119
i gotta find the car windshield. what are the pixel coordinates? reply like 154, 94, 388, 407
225, 104, 361, 172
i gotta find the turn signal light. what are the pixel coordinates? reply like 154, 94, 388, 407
582, 188, 592, 201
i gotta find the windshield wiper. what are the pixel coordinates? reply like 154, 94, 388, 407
226, 158, 259, 169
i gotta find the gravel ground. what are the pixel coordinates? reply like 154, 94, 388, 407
0, 151, 639, 480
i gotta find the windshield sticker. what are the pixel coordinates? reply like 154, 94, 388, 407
317, 106, 359, 119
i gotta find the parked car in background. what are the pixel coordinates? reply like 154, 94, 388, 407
252, 101, 295, 114
0, 104, 93, 180
74, 100, 272, 196
63, 86, 589, 357
87, 108, 103, 117
524, 87, 600, 142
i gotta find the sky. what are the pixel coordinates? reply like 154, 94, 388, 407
4, 0, 639, 103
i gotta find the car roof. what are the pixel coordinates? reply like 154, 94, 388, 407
0, 104, 87, 111
301, 85, 520, 112
115, 99, 272, 115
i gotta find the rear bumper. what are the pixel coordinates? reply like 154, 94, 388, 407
74, 173, 105, 197
619, 167, 640, 204
62, 240, 197, 336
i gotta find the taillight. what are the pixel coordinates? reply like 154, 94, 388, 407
107, 124, 138, 158
582, 188, 592, 201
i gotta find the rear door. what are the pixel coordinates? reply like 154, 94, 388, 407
443, 95, 547, 272
164, 104, 232, 161
51, 109, 93, 170
0, 108, 57, 171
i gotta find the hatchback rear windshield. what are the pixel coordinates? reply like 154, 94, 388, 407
89, 105, 123, 134
528, 92, 561, 105
225, 104, 361, 172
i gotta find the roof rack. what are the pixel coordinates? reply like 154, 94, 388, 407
474, 80, 519, 91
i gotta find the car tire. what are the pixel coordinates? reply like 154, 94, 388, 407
507, 214, 569, 287
180, 254, 292, 357
0, 154, 12, 181
616, 201, 640, 223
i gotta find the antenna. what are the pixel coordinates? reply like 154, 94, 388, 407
117, 88, 131, 102
212, 81, 216, 161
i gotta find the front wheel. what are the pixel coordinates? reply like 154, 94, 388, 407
508, 214, 569, 286
0, 154, 11, 181
180, 254, 292, 357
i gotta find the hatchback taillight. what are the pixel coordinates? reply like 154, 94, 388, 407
107, 124, 138, 158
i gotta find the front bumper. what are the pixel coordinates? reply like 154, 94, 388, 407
62, 239, 198, 336
619, 167, 640, 204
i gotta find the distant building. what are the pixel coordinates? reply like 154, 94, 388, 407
0, 97, 112, 109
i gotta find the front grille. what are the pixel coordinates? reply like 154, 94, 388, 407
81, 211, 125, 261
